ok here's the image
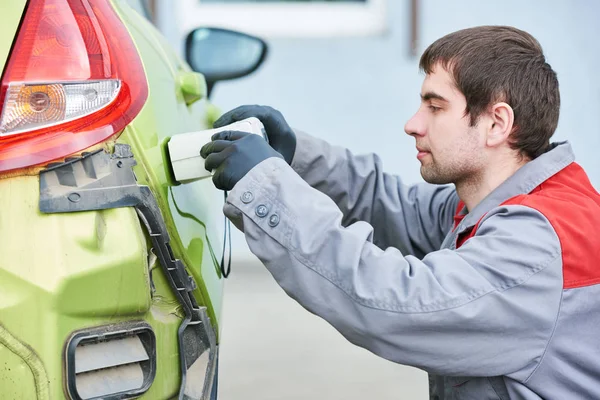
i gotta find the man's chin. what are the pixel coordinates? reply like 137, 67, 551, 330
420, 167, 452, 185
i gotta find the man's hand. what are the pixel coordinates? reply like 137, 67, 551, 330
213, 105, 297, 165
200, 131, 284, 191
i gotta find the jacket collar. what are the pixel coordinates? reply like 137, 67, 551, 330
457, 141, 575, 231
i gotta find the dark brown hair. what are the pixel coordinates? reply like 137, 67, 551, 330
420, 26, 560, 159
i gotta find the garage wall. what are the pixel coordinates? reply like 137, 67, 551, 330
158, 0, 600, 257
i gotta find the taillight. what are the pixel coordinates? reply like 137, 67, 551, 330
0, 0, 148, 173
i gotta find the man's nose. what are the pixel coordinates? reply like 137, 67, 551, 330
404, 111, 425, 137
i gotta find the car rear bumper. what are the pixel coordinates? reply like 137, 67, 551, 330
0, 145, 218, 399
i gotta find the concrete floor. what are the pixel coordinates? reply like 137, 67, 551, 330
217, 254, 428, 400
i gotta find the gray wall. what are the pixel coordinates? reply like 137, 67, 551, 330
161, 0, 600, 256
209, 0, 599, 186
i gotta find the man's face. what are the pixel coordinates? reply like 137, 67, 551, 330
404, 65, 487, 185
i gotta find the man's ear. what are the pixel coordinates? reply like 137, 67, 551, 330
486, 102, 514, 148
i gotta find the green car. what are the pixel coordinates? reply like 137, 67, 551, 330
0, 0, 267, 399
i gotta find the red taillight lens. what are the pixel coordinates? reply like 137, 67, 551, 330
0, 0, 148, 173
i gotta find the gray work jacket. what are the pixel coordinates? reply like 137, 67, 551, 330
223, 131, 600, 399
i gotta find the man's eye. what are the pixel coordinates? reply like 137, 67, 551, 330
429, 105, 441, 113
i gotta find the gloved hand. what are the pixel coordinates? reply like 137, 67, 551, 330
213, 105, 297, 165
200, 130, 284, 191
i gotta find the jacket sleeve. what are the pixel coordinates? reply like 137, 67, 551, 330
290, 131, 459, 258
224, 158, 563, 381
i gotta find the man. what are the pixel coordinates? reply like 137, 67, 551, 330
201, 26, 600, 399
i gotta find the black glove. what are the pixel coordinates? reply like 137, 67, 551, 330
200, 131, 284, 191
213, 105, 297, 165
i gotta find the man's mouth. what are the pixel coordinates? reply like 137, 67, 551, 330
416, 147, 430, 160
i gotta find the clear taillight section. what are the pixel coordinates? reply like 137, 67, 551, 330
0, 0, 148, 172
0, 80, 121, 135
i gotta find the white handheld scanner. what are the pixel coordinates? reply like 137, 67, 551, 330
167, 117, 267, 184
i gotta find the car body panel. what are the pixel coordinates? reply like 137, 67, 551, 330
111, 0, 225, 325
0, 2, 25, 69
0, 176, 178, 398
0, 0, 226, 398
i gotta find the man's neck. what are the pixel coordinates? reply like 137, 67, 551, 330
456, 155, 529, 212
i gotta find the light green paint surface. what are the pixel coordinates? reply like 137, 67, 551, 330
111, 0, 226, 327
0, 1, 226, 398
0, 1, 25, 69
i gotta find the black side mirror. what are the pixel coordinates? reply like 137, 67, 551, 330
185, 27, 268, 98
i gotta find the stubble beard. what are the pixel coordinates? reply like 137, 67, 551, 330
420, 151, 484, 186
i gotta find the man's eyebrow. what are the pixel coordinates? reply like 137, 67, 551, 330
420, 91, 448, 102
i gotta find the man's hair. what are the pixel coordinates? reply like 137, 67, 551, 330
420, 26, 560, 159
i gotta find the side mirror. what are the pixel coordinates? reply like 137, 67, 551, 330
185, 27, 268, 98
